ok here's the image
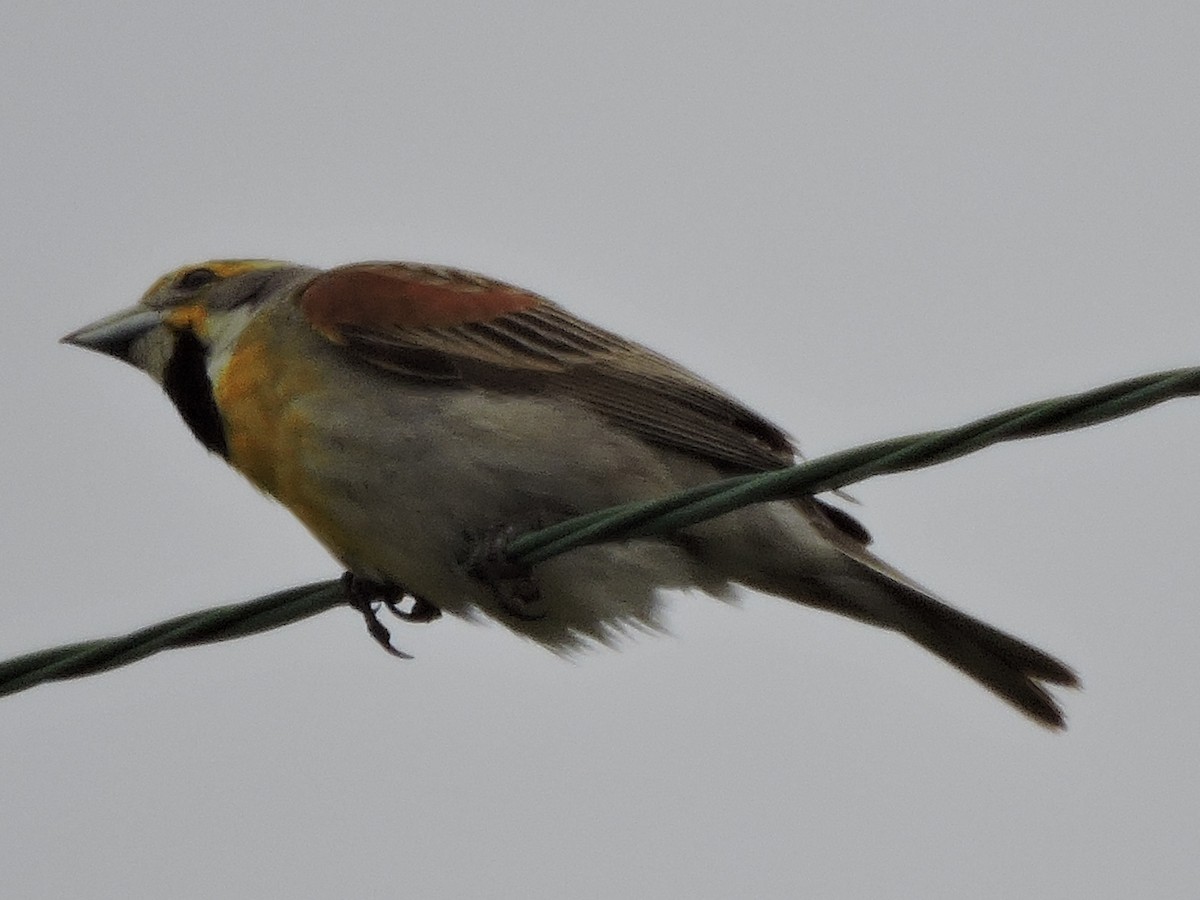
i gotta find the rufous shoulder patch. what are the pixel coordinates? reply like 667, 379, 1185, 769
298, 263, 541, 340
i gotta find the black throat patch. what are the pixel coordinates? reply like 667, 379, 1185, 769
163, 330, 230, 458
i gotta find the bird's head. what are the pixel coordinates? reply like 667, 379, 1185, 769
62, 259, 318, 383
63, 259, 319, 456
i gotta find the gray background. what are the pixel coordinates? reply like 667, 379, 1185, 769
4, 3, 1199, 898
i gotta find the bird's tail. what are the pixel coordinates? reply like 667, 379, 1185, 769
796, 567, 1077, 728
706, 502, 1079, 728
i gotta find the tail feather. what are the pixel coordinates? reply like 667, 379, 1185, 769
854, 574, 1077, 728
693, 497, 1078, 726
774, 568, 1079, 728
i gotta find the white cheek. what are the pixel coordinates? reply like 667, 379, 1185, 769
203, 306, 258, 384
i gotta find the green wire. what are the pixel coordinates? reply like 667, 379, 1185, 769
3, 366, 1197, 700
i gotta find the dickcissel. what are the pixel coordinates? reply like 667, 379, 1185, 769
64, 260, 1077, 726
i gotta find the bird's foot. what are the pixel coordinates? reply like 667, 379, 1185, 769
463, 524, 547, 620
341, 572, 442, 657
387, 594, 443, 623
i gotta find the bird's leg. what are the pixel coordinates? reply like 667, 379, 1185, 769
463, 524, 547, 620
341, 572, 441, 657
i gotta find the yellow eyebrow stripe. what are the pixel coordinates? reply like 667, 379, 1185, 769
164, 304, 209, 334
203, 260, 281, 278
142, 259, 287, 300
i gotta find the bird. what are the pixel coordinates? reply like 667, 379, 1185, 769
63, 259, 1078, 727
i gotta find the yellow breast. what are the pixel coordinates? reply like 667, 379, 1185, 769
212, 315, 367, 566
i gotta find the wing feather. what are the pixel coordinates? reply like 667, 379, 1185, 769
300, 263, 799, 474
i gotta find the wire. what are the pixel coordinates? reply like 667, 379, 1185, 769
4, 366, 1197, 699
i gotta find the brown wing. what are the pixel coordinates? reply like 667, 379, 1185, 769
299, 262, 798, 473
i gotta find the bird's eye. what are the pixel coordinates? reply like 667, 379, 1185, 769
176, 267, 218, 291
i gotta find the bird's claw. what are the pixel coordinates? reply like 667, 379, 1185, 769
464, 524, 547, 620
341, 572, 442, 657
384, 594, 443, 623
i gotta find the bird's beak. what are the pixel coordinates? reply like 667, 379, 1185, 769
61, 306, 165, 362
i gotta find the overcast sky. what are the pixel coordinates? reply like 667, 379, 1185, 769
4, 3, 1200, 898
